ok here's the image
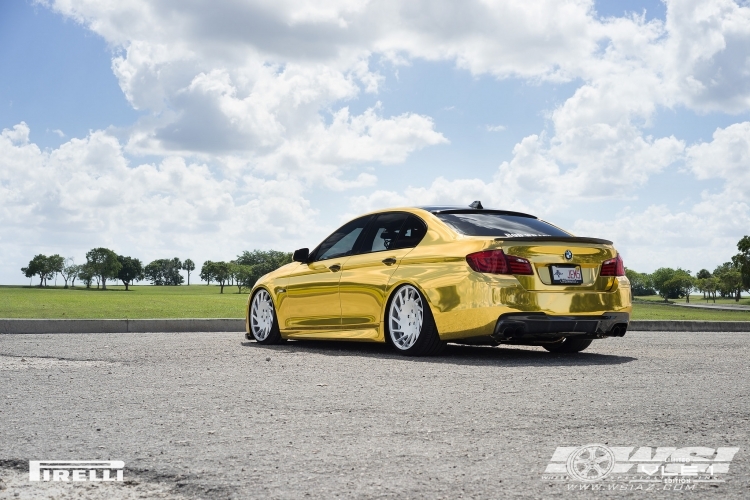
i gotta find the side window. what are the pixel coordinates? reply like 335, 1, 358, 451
357, 213, 410, 254
313, 216, 371, 261
356, 212, 427, 254
390, 215, 427, 249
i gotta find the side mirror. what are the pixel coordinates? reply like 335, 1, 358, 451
292, 248, 310, 263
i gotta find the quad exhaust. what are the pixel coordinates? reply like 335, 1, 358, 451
491, 313, 630, 341
608, 323, 627, 337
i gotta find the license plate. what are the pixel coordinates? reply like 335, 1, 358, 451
550, 265, 582, 285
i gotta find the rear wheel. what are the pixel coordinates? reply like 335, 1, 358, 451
386, 284, 445, 356
249, 289, 282, 344
543, 337, 592, 353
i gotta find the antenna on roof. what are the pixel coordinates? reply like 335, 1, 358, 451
469, 200, 483, 209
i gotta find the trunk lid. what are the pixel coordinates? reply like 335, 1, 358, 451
494, 237, 617, 292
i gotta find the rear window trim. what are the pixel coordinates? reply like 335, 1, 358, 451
434, 212, 571, 238
494, 236, 613, 245
429, 209, 537, 219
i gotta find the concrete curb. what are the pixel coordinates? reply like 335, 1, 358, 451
0, 319, 245, 334
1, 319, 749, 334
629, 320, 750, 332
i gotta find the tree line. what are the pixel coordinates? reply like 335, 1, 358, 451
626, 236, 750, 302
21, 248, 291, 293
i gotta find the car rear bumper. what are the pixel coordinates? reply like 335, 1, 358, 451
492, 312, 630, 341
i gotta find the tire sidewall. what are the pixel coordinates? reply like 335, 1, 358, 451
250, 288, 280, 344
384, 284, 435, 355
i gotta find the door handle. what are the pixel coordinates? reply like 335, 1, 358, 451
382, 258, 397, 266
329, 264, 341, 272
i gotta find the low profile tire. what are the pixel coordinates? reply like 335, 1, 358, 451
249, 289, 283, 344
543, 337, 592, 353
385, 284, 445, 356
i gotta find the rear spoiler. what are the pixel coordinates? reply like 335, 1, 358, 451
494, 236, 614, 245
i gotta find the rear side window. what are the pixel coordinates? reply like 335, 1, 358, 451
391, 215, 427, 249
356, 213, 428, 254
435, 213, 569, 238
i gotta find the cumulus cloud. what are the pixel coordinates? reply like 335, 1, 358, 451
0, 122, 321, 272
7, 0, 749, 280
687, 121, 750, 195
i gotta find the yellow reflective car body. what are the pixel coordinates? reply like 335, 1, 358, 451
246, 205, 631, 355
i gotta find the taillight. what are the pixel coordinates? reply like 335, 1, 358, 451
600, 254, 625, 276
466, 250, 533, 275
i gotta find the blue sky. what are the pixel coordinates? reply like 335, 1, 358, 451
2, 0, 750, 284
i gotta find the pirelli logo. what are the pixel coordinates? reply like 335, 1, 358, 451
29, 460, 125, 482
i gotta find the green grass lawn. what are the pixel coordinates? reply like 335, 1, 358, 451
630, 302, 750, 321
0, 285, 248, 319
636, 294, 750, 306
2, 286, 750, 321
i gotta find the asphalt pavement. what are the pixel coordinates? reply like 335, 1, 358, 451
0, 332, 748, 499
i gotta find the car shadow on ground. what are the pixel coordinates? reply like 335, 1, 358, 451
240, 340, 636, 367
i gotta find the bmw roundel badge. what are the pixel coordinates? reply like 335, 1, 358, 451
564, 250, 573, 260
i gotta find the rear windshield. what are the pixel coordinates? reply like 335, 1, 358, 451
435, 213, 570, 238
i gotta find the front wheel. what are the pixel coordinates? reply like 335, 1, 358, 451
543, 338, 592, 353
248, 289, 282, 344
386, 284, 445, 356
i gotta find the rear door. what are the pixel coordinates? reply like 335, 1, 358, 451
339, 213, 427, 336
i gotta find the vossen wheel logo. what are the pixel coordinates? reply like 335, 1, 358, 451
29, 461, 124, 482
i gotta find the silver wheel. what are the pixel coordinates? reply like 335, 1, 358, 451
388, 285, 424, 350
250, 289, 275, 341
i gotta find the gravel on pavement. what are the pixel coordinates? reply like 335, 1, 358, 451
0, 332, 748, 499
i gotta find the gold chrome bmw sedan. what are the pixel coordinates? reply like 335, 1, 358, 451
246, 202, 631, 356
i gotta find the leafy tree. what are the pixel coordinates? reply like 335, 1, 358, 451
144, 258, 184, 285
117, 255, 144, 291
21, 254, 63, 287
47, 254, 65, 286
21, 254, 53, 287
85, 248, 122, 290
702, 277, 718, 303
200, 260, 214, 285
715, 262, 743, 302
213, 261, 231, 293
651, 268, 679, 301
199, 261, 230, 293
182, 259, 195, 285
624, 269, 655, 296
68, 264, 81, 288
696, 269, 711, 280
733, 235, 750, 299
664, 269, 695, 303
78, 263, 95, 288
695, 269, 712, 300
59, 258, 78, 289
231, 263, 255, 293
235, 250, 293, 290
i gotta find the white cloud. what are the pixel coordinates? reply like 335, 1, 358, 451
9, 0, 750, 282
486, 125, 506, 132
686, 121, 750, 196
0, 123, 322, 280
572, 194, 750, 273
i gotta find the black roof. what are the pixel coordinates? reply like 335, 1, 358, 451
416, 206, 537, 219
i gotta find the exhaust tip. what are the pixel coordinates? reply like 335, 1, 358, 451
492, 321, 527, 340
609, 324, 627, 337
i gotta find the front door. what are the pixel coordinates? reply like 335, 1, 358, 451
279, 215, 372, 337
339, 213, 427, 338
